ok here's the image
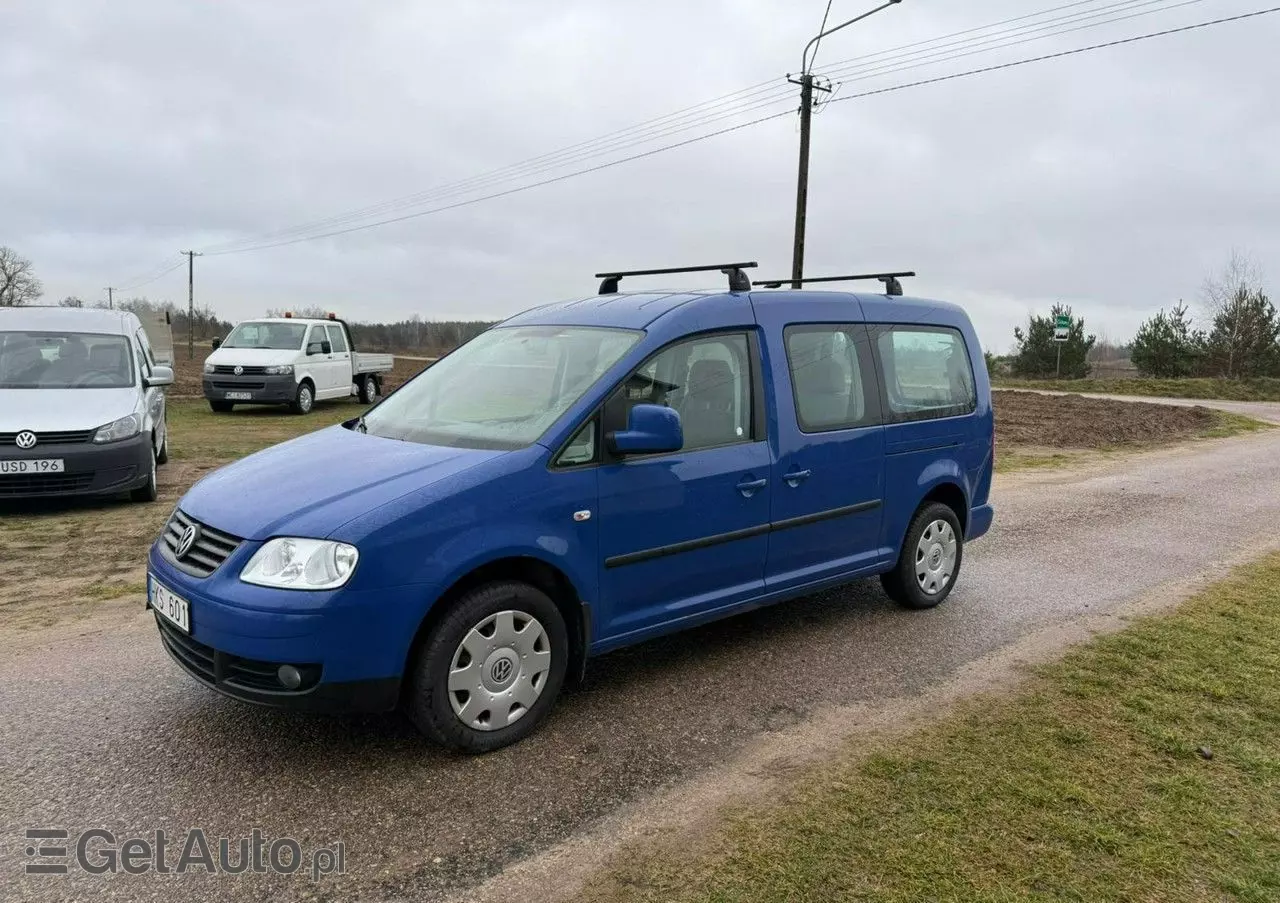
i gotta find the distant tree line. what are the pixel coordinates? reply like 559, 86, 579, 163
264, 305, 495, 354
1129, 254, 1279, 379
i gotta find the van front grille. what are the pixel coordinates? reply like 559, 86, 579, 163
159, 509, 243, 578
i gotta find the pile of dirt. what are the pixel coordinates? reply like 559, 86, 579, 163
994, 390, 1218, 449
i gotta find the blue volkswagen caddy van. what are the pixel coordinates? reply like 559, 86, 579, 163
148, 263, 994, 752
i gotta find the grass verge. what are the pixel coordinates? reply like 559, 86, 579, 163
993, 376, 1280, 402
579, 553, 1280, 903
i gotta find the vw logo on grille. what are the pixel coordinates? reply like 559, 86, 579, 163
175, 525, 200, 559
233, 365, 244, 376
490, 658, 513, 684
14, 431, 37, 450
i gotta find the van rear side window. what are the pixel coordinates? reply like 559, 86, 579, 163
783, 325, 872, 433
874, 326, 976, 422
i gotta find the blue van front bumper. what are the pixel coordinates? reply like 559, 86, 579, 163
146, 543, 432, 714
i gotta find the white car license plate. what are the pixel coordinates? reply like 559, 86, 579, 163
148, 575, 190, 634
0, 459, 65, 474
225, 392, 253, 400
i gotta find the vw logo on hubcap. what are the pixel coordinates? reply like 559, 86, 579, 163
490, 658, 513, 685
15, 431, 37, 450
175, 525, 199, 559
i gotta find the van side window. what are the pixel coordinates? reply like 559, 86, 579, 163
784, 325, 871, 432
607, 333, 753, 452
326, 324, 348, 353
306, 325, 328, 353
555, 418, 597, 467
874, 326, 976, 422
135, 328, 156, 373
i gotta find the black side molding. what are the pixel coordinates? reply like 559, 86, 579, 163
604, 500, 882, 569
770, 499, 882, 533
605, 523, 771, 569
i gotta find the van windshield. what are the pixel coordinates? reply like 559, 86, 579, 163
221, 322, 309, 350
0, 331, 135, 389
362, 325, 641, 449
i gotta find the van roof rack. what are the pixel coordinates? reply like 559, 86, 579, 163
595, 261, 758, 295
752, 271, 917, 297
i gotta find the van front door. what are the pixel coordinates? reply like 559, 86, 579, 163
595, 332, 771, 644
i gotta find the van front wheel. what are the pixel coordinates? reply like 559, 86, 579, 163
290, 381, 315, 415
406, 581, 569, 753
881, 502, 963, 610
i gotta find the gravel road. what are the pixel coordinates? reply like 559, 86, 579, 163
3, 412, 1279, 903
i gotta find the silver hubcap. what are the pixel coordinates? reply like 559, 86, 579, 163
366, 378, 377, 400
300, 387, 312, 410
915, 519, 957, 595
449, 610, 551, 731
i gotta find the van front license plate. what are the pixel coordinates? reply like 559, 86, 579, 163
149, 575, 190, 634
0, 459, 65, 474
225, 392, 253, 400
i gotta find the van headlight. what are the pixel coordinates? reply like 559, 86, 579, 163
240, 538, 359, 590
264, 364, 293, 375
203, 362, 215, 374
93, 413, 143, 444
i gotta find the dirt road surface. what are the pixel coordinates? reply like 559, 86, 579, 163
2, 408, 1279, 902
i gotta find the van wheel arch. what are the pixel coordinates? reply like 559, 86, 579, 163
921, 482, 967, 534
401, 557, 589, 705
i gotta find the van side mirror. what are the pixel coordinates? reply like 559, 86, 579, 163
307, 341, 327, 356
606, 404, 683, 456
211, 337, 222, 350
145, 365, 175, 388
321, 341, 332, 355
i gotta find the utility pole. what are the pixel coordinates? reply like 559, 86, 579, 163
789, 0, 903, 288
104, 287, 115, 309
180, 251, 202, 361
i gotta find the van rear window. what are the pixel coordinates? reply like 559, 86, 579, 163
874, 326, 976, 422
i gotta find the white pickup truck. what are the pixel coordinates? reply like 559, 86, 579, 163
202, 314, 395, 414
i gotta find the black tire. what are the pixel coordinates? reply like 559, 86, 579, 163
130, 446, 159, 503
880, 502, 964, 610
209, 400, 234, 413
156, 429, 169, 465
406, 581, 569, 753
357, 374, 379, 405
290, 380, 315, 415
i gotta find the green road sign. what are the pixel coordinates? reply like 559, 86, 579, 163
1055, 315, 1071, 329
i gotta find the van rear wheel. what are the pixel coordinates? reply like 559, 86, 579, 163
358, 374, 379, 405
881, 502, 963, 610
405, 581, 568, 753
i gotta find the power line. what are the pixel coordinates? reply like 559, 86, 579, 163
826, 5, 1280, 106
197, 0, 1181, 255
115, 259, 185, 293
202, 110, 797, 255
816, 0, 1213, 83
202, 4, 1280, 256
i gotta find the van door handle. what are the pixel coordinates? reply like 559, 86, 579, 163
736, 477, 768, 498
783, 469, 811, 487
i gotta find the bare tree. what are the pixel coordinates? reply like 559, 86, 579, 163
0, 246, 44, 307
1200, 251, 1276, 378
59, 295, 84, 308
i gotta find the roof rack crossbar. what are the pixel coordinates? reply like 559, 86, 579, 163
753, 271, 916, 296
595, 261, 758, 295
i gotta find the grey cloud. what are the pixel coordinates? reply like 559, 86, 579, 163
3, 0, 1277, 352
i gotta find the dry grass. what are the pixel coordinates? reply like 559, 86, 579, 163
577, 553, 1280, 903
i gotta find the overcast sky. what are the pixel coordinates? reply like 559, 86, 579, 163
3, 0, 1277, 352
